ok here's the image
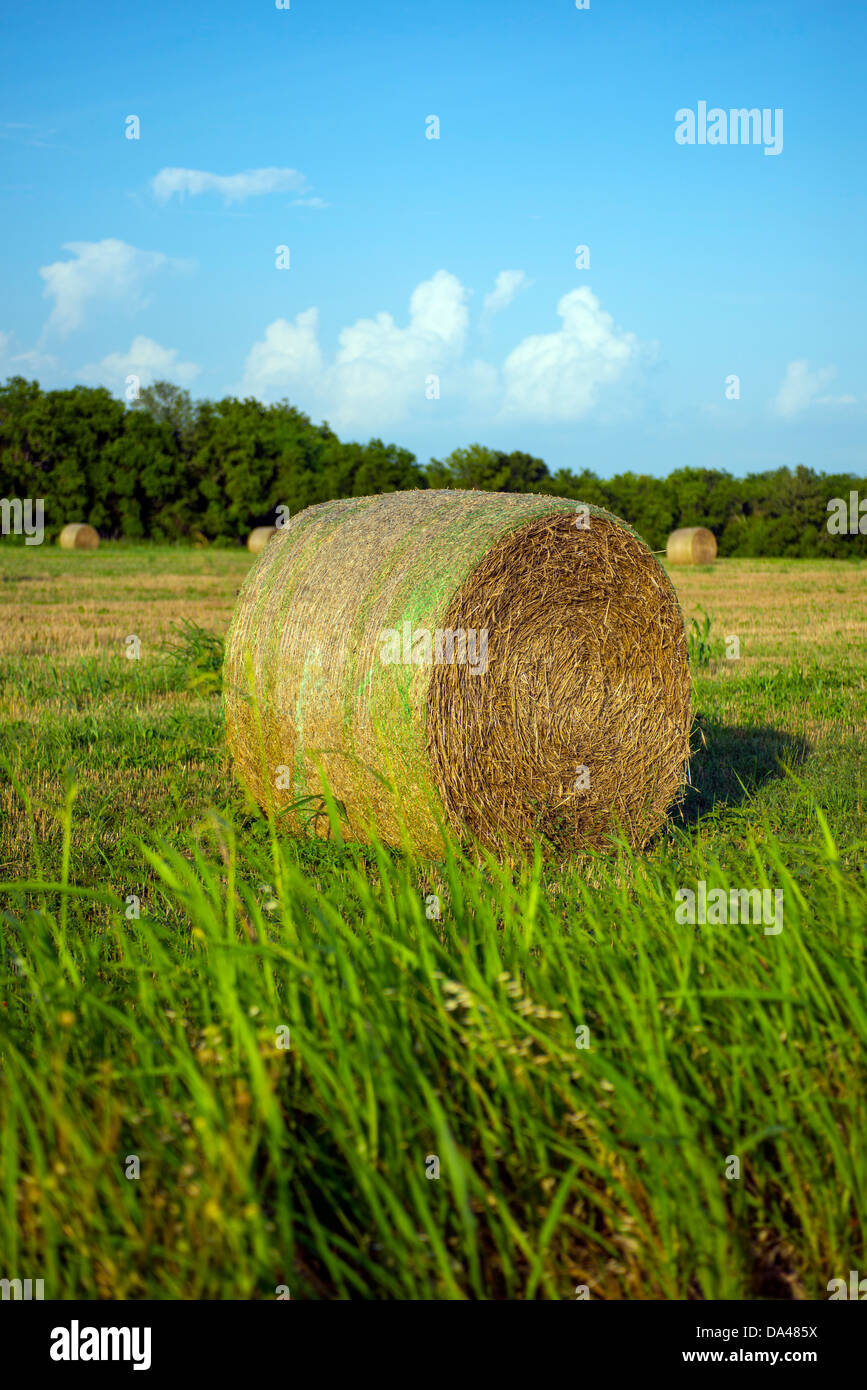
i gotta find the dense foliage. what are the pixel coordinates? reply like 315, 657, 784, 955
1, 375, 864, 555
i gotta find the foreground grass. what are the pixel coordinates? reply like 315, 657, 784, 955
0, 547, 866, 1298
1, 799, 865, 1299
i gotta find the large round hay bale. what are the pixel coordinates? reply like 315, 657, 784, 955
224, 490, 691, 857
666, 526, 717, 565
58, 523, 99, 551
247, 526, 278, 554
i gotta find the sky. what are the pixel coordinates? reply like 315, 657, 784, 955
1, 0, 865, 477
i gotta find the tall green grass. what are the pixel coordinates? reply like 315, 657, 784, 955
1, 779, 865, 1299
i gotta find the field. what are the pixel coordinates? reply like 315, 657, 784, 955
1, 544, 865, 1300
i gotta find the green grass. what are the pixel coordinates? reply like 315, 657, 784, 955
1, 551, 866, 1299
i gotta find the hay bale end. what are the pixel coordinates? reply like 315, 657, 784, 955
666, 526, 717, 565
58, 523, 99, 551
247, 526, 279, 554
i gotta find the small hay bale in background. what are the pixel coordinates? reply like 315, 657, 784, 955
58, 523, 99, 551
666, 526, 717, 565
247, 526, 278, 554
224, 490, 691, 857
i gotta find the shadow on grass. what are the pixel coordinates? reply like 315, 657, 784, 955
678, 720, 811, 826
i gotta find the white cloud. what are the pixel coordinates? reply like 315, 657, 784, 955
240, 310, 323, 399
0, 121, 59, 149
240, 274, 639, 430
0, 329, 58, 375
501, 287, 638, 420
39, 239, 181, 337
152, 166, 310, 204
328, 271, 468, 426
772, 359, 855, 417
482, 269, 530, 318
78, 335, 200, 390
241, 270, 469, 428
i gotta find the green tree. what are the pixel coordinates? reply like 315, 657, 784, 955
427, 443, 549, 492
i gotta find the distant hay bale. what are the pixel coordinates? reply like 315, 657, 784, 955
224, 490, 691, 857
666, 526, 717, 565
58, 523, 99, 551
247, 526, 278, 554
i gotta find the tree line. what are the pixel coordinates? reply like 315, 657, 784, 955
1, 375, 864, 557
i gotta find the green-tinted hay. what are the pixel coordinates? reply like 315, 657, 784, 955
224, 491, 690, 856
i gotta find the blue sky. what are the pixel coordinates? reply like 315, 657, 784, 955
1, 0, 864, 477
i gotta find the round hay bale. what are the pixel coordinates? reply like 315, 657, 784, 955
247, 526, 279, 554
224, 490, 691, 857
58, 523, 99, 551
666, 526, 717, 565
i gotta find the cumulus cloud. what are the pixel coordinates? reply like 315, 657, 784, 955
151, 166, 310, 204
39, 239, 181, 336
501, 287, 638, 420
241, 270, 469, 428
772, 359, 855, 417
240, 310, 324, 399
240, 273, 638, 429
78, 335, 200, 390
482, 269, 530, 318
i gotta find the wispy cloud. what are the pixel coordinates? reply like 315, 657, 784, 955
0, 330, 58, 374
772, 359, 856, 417
0, 121, 61, 149
151, 166, 312, 204
482, 270, 531, 319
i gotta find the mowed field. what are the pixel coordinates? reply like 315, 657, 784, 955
0, 544, 865, 1299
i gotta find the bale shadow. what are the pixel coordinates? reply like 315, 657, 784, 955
677, 720, 811, 826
